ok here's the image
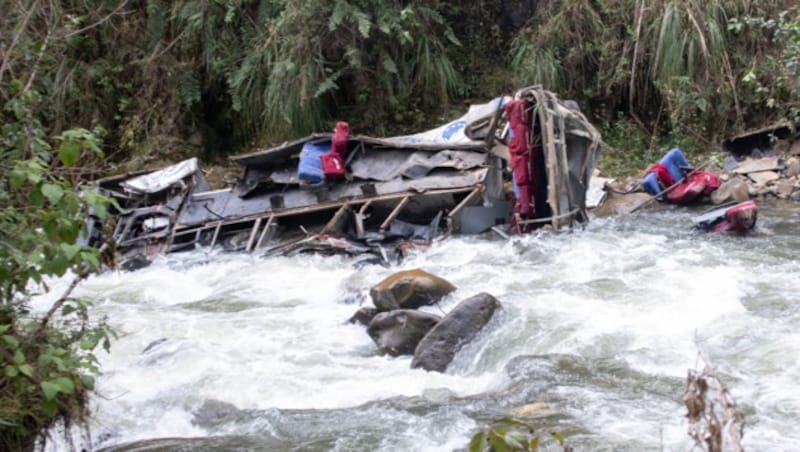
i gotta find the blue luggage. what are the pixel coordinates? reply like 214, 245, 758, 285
297, 141, 330, 184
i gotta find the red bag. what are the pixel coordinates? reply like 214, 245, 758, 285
321, 152, 346, 180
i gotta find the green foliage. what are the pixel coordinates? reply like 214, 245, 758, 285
728, 6, 800, 125
510, 1, 800, 150
228, 0, 463, 140
469, 418, 572, 452
1, 87, 115, 451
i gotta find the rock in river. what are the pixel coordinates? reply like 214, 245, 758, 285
347, 307, 379, 326
411, 292, 501, 372
367, 309, 441, 356
370, 269, 456, 311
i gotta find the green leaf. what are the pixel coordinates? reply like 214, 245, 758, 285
488, 429, 510, 452
60, 243, 82, 260
59, 141, 81, 167
382, 57, 398, 74
81, 250, 100, 271
10, 168, 26, 189
469, 431, 486, 452
41, 381, 60, 400
55, 376, 75, 394
42, 183, 64, 204
496, 417, 534, 429
79, 337, 97, 350
2, 334, 19, 349
530, 435, 540, 451
42, 399, 57, 417
81, 374, 95, 390
551, 432, 565, 445
13, 349, 25, 364
503, 431, 526, 450
4, 365, 19, 378
0, 325, 10, 334
18, 364, 33, 377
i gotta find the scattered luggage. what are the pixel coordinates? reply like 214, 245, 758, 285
692, 200, 758, 233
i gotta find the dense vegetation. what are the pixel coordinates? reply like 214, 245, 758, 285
1, 83, 115, 449
2, 1, 797, 172
1, 0, 798, 449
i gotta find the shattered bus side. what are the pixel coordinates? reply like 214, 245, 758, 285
93, 88, 602, 268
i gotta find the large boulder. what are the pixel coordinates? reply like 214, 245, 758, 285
411, 292, 501, 372
367, 310, 441, 356
711, 179, 750, 204
591, 191, 654, 216
370, 269, 456, 311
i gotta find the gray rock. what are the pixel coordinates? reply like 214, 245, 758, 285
348, 307, 379, 326
367, 310, 441, 356
591, 191, 654, 216
192, 399, 240, 427
370, 269, 456, 311
791, 191, 800, 202
747, 171, 780, 186
776, 180, 796, 199
784, 157, 800, 178
142, 338, 169, 354
411, 293, 501, 372
710, 179, 749, 205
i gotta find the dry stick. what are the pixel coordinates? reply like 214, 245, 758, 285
629, 163, 708, 213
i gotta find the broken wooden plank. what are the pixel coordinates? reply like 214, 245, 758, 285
254, 215, 275, 250
380, 196, 410, 231
355, 200, 372, 239
447, 187, 483, 220
320, 203, 350, 235
244, 217, 263, 252
732, 156, 782, 174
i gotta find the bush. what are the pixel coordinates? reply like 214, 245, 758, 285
0, 83, 115, 451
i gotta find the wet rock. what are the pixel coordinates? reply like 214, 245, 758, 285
591, 191, 653, 216
776, 180, 796, 199
192, 399, 240, 427
710, 179, 749, 205
370, 269, 456, 311
411, 292, 501, 372
756, 185, 774, 197
791, 139, 800, 156
121, 253, 152, 272
510, 402, 554, 418
747, 171, 780, 186
367, 310, 441, 356
732, 156, 782, 175
348, 307, 379, 326
143, 338, 169, 353
791, 191, 800, 202
784, 157, 800, 178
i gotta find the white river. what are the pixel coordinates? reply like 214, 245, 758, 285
35, 201, 800, 451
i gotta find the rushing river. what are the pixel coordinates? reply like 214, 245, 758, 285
35, 201, 800, 451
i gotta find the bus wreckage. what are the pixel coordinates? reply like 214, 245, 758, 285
89, 87, 602, 269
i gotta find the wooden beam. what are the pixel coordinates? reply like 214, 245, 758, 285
254, 215, 275, 250
244, 217, 263, 252
210, 221, 223, 247
320, 203, 350, 235
380, 196, 409, 231
447, 186, 483, 220
355, 200, 372, 239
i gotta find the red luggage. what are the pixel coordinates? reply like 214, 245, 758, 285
321, 152, 346, 180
